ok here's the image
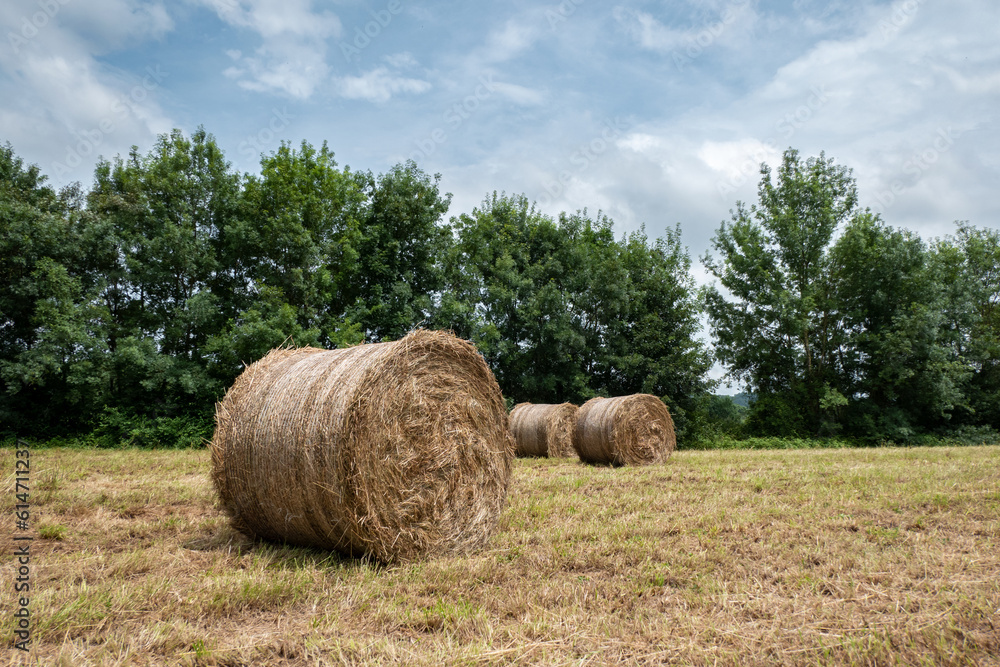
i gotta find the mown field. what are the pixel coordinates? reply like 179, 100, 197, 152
2, 446, 999, 666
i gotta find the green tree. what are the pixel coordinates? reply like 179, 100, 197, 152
440, 193, 588, 402
87, 128, 242, 418
442, 193, 713, 428
203, 286, 324, 378
703, 149, 857, 435
949, 223, 1000, 429
233, 140, 363, 341
558, 210, 629, 391
595, 224, 713, 435
200, 140, 367, 386
0, 144, 111, 434
349, 161, 452, 341
830, 214, 969, 438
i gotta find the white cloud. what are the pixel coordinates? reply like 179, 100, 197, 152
203, 0, 338, 40
0, 0, 176, 181
548, 0, 1000, 261
491, 82, 545, 106
200, 0, 340, 99
930, 64, 1000, 96
65, 0, 174, 49
2, 0, 173, 55
613, 7, 688, 53
613, 2, 758, 55
618, 133, 662, 154
698, 139, 782, 182
334, 67, 431, 104
383, 52, 419, 70
482, 17, 542, 63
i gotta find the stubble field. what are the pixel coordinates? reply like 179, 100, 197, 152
2, 445, 999, 666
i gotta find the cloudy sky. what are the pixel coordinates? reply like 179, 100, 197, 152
2, 0, 998, 342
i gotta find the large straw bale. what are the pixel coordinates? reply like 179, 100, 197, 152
210, 330, 515, 562
572, 394, 675, 466
509, 402, 579, 458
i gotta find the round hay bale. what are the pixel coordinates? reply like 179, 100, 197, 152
509, 402, 579, 458
210, 330, 515, 562
572, 394, 675, 466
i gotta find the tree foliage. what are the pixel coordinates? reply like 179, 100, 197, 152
0, 143, 109, 433
2, 133, 714, 443
704, 150, 857, 431
2, 134, 993, 445
944, 224, 1000, 428
349, 161, 452, 341
705, 148, 996, 440
440, 193, 712, 436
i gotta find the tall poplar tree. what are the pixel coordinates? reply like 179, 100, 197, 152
703, 149, 857, 434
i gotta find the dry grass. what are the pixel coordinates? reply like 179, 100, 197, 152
2, 446, 999, 666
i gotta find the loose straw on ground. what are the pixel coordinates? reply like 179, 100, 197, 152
509, 403, 578, 458
572, 394, 675, 466
210, 330, 515, 562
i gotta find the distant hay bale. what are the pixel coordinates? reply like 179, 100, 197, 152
572, 394, 675, 466
209, 330, 515, 562
509, 403, 579, 458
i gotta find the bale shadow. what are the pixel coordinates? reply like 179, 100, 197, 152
182, 523, 385, 572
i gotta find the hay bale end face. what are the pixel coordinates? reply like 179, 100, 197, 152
572, 394, 676, 466
509, 402, 579, 458
210, 330, 515, 562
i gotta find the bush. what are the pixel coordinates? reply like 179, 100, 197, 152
743, 392, 807, 438
677, 393, 748, 448
683, 435, 854, 451
90, 407, 212, 448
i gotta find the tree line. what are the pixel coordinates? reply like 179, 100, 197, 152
704, 150, 999, 441
1, 131, 996, 446
0, 129, 710, 444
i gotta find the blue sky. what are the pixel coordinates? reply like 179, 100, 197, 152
2, 0, 998, 385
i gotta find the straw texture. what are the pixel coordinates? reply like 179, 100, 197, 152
572, 394, 676, 466
509, 403, 578, 458
210, 330, 515, 562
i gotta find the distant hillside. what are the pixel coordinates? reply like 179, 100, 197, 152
717, 393, 754, 408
